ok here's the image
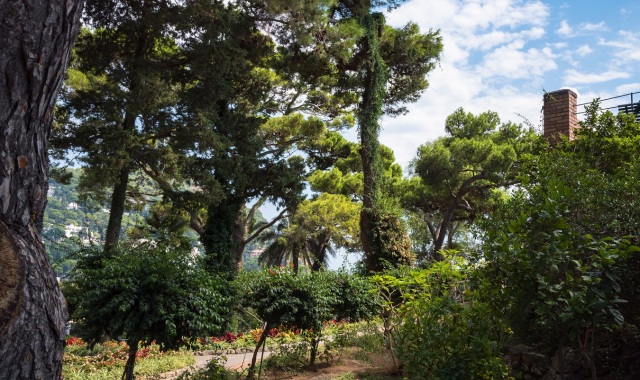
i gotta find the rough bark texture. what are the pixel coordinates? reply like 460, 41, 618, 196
0, 0, 82, 377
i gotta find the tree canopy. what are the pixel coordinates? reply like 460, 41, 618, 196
403, 107, 539, 260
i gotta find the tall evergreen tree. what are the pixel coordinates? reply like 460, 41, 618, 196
328, 1, 442, 271
52, 0, 190, 252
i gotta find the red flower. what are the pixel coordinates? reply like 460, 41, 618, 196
66, 337, 84, 346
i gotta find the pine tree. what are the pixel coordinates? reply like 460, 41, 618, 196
0, 0, 82, 377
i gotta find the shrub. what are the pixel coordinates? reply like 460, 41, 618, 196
372, 257, 510, 379
65, 242, 228, 380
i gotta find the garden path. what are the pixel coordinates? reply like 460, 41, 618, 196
159, 350, 272, 379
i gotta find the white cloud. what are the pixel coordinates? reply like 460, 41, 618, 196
556, 20, 609, 38
479, 42, 557, 80
582, 22, 608, 32
557, 20, 573, 37
600, 31, 640, 63
380, 0, 554, 168
386, 0, 547, 39
576, 45, 593, 56
616, 83, 640, 95
380, 62, 485, 166
564, 69, 631, 85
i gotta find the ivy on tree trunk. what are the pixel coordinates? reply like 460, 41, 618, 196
358, 12, 389, 272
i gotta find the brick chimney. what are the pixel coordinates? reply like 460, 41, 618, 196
543, 89, 578, 144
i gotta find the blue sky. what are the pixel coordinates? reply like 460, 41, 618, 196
381, 0, 640, 167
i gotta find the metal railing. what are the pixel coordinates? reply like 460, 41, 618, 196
577, 91, 640, 120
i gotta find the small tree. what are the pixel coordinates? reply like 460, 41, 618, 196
372, 259, 511, 379
259, 193, 361, 271
239, 268, 338, 379
66, 242, 228, 380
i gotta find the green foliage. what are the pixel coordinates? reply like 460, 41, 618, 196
472, 102, 640, 378
403, 107, 540, 259
238, 268, 378, 375
175, 357, 240, 380
480, 176, 638, 349
333, 273, 378, 322
44, 168, 146, 276
238, 269, 337, 333
372, 258, 510, 379
263, 340, 310, 374
572, 100, 640, 175
330, 321, 385, 353
66, 242, 229, 351
366, 210, 414, 272
259, 194, 361, 271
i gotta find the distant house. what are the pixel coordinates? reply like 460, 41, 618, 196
64, 224, 85, 238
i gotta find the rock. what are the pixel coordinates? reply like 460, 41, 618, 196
551, 347, 582, 374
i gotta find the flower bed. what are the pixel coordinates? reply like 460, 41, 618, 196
63, 338, 194, 380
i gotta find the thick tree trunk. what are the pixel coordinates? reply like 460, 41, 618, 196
232, 211, 248, 271
202, 198, 244, 275
0, 0, 82, 378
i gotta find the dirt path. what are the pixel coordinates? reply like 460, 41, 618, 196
159, 350, 272, 379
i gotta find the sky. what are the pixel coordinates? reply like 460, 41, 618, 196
380, 0, 640, 168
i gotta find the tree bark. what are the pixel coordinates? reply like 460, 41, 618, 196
121, 340, 139, 380
247, 322, 270, 380
202, 198, 244, 275
104, 28, 148, 252
0, 0, 82, 377
104, 165, 131, 252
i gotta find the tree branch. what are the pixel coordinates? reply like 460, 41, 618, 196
245, 209, 287, 244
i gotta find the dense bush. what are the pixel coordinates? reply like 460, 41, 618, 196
65, 242, 228, 380
373, 258, 510, 379
333, 272, 378, 322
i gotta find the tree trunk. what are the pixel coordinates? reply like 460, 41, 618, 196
104, 165, 130, 252
0, 0, 82, 378
121, 340, 139, 380
201, 198, 243, 275
309, 336, 320, 366
103, 27, 148, 253
431, 199, 458, 261
247, 322, 269, 380
233, 209, 248, 271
